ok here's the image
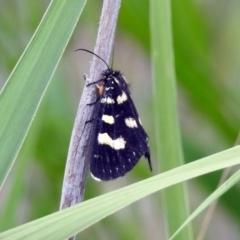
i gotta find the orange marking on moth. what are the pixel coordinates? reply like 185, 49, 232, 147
97, 84, 104, 97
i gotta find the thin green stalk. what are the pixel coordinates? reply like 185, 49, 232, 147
150, 0, 193, 239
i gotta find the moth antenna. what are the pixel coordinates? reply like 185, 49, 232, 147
76, 49, 110, 70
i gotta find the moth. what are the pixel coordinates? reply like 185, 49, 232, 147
78, 49, 152, 181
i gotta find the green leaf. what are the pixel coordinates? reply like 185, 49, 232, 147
0, 146, 240, 240
150, 0, 192, 239
0, 0, 87, 188
169, 169, 240, 240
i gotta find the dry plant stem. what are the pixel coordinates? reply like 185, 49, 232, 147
196, 167, 231, 240
60, 0, 121, 210
197, 133, 240, 240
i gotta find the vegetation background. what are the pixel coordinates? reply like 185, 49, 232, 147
0, 0, 240, 239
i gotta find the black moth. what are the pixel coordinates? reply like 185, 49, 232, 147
78, 49, 152, 181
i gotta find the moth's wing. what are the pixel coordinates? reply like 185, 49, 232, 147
90, 92, 150, 181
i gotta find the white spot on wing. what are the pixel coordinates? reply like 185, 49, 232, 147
113, 77, 120, 85
102, 114, 115, 124
125, 118, 138, 128
98, 133, 126, 150
138, 117, 142, 125
117, 91, 128, 104
101, 97, 115, 104
91, 173, 102, 181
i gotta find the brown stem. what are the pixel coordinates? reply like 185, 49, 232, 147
59, 0, 121, 239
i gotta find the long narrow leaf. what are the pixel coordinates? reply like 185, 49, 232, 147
0, 0, 87, 188
0, 146, 240, 240
169, 169, 240, 240
150, 0, 192, 239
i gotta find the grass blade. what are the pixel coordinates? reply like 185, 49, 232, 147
169, 169, 240, 240
0, 146, 240, 240
150, 0, 192, 238
0, 0, 87, 188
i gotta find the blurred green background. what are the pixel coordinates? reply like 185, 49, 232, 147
0, 0, 240, 239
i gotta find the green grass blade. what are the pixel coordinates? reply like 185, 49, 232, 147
150, 0, 192, 239
0, 0, 87, 188
169, 169, 240, 240
0, 146, 240, 240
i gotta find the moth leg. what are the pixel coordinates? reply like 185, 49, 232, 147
87, 81, 104, 106
83, 74, 101, 86
87, 97, 100, 106
85, 117, 95, 124
86, 78, 104, 86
